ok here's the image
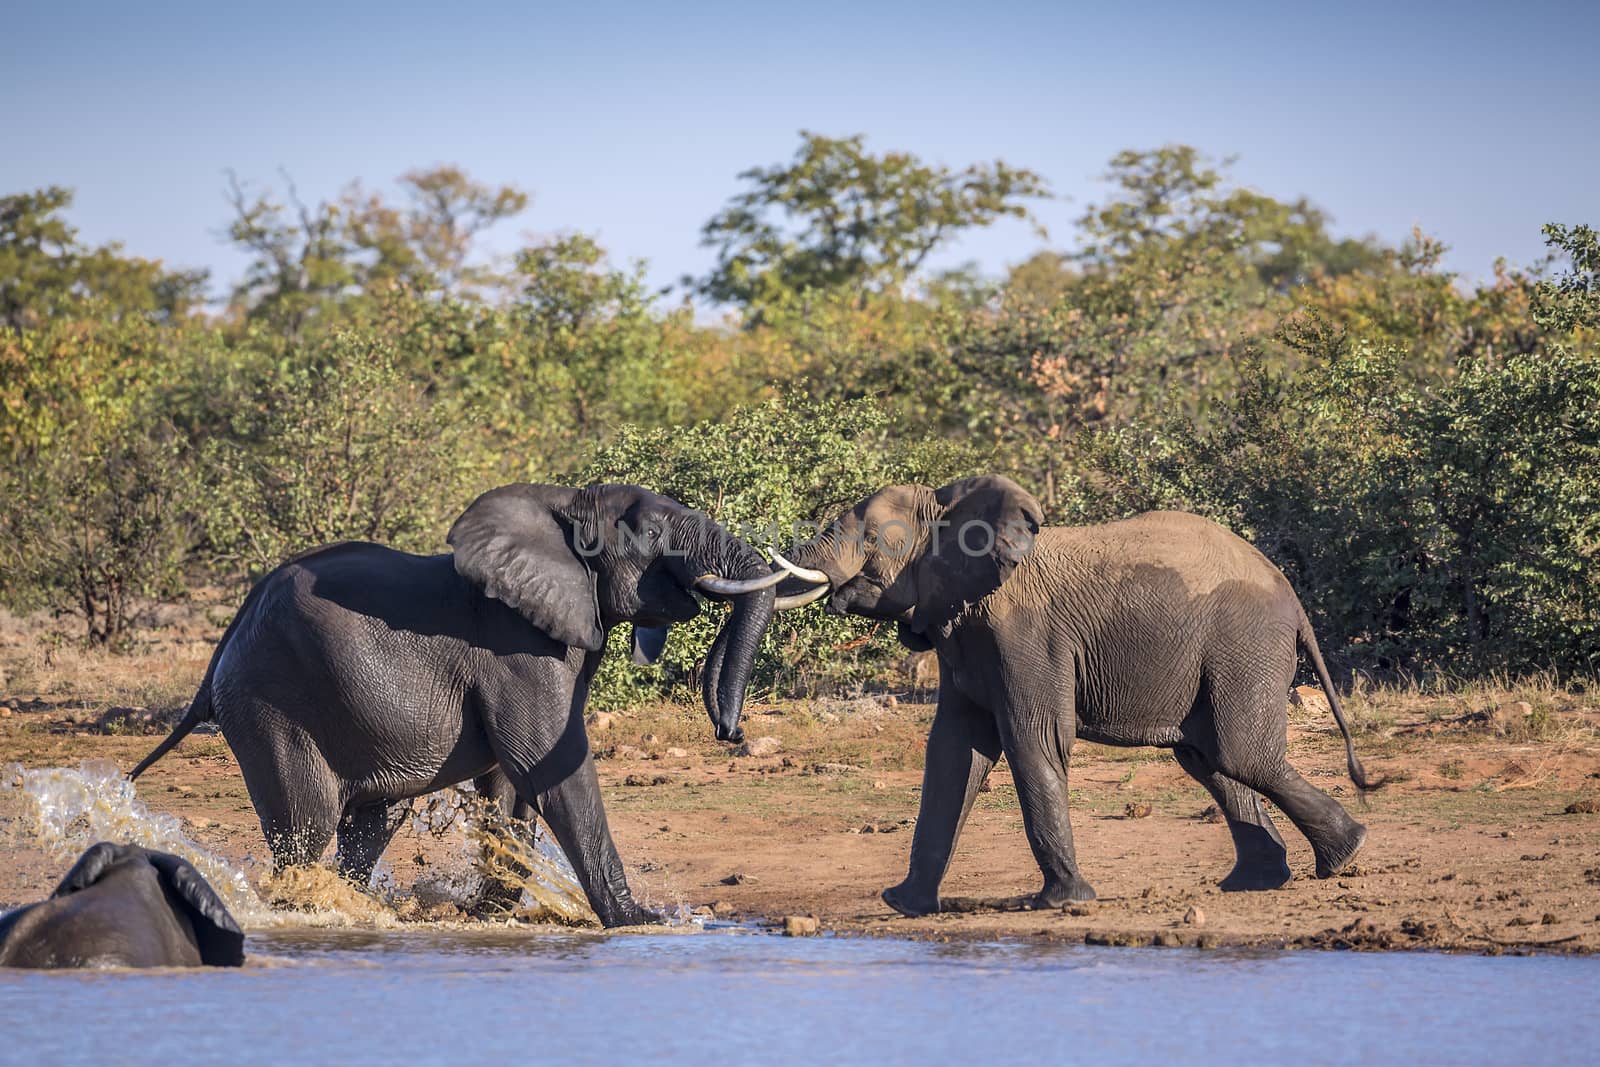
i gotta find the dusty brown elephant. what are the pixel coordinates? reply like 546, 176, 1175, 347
769, 475, 1374, 916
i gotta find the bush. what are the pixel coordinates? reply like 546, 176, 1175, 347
1069, 339, 1600, 678
201, 330, 485, 576
571, 393, 983, 706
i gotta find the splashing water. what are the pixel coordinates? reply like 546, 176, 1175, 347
0, 760, 273, 925
411, 786, 598, 926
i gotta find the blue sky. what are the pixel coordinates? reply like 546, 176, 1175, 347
4, 1, 1596, 302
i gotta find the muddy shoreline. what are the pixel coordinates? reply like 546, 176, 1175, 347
3, 614, 1598, 958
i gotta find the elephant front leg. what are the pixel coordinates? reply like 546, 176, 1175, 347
1172, 746, 1292, 891
883, 687, 1001, 918
1001, 712, 1096, 908
528, 754, 662, 928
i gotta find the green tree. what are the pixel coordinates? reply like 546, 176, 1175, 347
0, 186, 207, 331
694, 131, 1048, 313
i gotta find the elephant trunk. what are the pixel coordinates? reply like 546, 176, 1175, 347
691, 527, 776, 744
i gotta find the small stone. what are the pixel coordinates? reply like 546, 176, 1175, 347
1124, 802, 1152, 819
587, 711, 616, 731
187, 816, 212, 830
1183, 906, 1206, 926
872, 780, 887, 791
1196, 805, 1223, 823
710, 900, 737, 917
643, 733, 660, 744
1489, 700, 1534, 734
1541, 913, 1558, 925
884, 695, 899, 707
0, 707, 11, 718
613, 744, 644, 760
720, 872, 757, 886
977, 779, 992, 793
664, 747, 689, 758
1154, 931, 1183, 947
783, 915, 820, 937
1564, 799, 1600, 815
859, 823, 877, 834
734, 735, 782, 758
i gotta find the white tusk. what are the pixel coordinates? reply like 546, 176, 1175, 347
774, 584, 831, 611
695, 570, 787, 595
768, 547, 831, 585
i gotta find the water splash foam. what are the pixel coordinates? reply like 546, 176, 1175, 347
1, 760, 273, 925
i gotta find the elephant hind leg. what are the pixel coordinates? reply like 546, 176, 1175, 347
335, 800, 411, 886
1172, 745, 1292, 891
238, 736, 341, 870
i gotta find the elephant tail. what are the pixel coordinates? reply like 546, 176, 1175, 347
1296, 608, 1381, 794
128, 682, 213, 782
128, 571, 273, 782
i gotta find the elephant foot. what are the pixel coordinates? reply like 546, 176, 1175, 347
1313, 823, 1368, 880
882, 883, 939, 918
1219, 858, 1294, 892
1034, 874, 1096, 909
603, 902, 668, 928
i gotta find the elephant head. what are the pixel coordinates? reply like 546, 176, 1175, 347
770, 475, 1044, 643
0, 842, 245, 969
448, 483, 781, 742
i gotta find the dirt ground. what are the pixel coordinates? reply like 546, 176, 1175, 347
3, 603, 1598, 954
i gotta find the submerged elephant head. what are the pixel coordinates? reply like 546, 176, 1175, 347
0, 842, 245, 969
448, 483, 782, 742
771, 476, 1044, 641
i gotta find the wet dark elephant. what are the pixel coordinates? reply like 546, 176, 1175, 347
0, 842, 245, 968
769, 475, 1375, 917
130, 483, 785, 927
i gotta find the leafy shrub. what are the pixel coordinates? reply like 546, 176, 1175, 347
201, 330, 484, 575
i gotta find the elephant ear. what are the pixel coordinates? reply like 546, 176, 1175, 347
146, 850, 245, 967
911, 476, 1044, 635
51, 842, 131, 897
448, 484, 605, 652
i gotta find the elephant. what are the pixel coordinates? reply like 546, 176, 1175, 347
768, 475, 1375, 917
130, 483, 800, 927
0, 842, 245, 968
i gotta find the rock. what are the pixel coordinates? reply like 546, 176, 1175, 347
709, 900, 738, 917
613, 744, 644, 760
809, 762, 859, 776
859, 823, 877, 834
1489, 701, 1534, 734
1154, 931, 1183, 947
782, 915, 820, 937
664, 747, 689, 758
735, 735, 782, 758
1124, 802, 1152, 819
1195, 934, 1221, 950
1196, 804, 1224, 823
977, 779, 992, 793
623, 773, 672, 787
643, 733, 660, 744
720, 872, 757, 886
1564, 799, 1600, 815
1183, 906, 1206, 927
587, 711, 616, 731
1541, 912, 1558, 925
1289, 685, 1328, 713
872, 780, 887, 791
0, 707, 10, 718
1085, 931, 1152, 947
1063, 904, 1094, 917
816, 711, 841, 725
187, 816, 212, 830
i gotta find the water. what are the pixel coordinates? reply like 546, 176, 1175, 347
4, 763, 1598, 1064
1, 762, 600, 927
1, 928, 1596, 1065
